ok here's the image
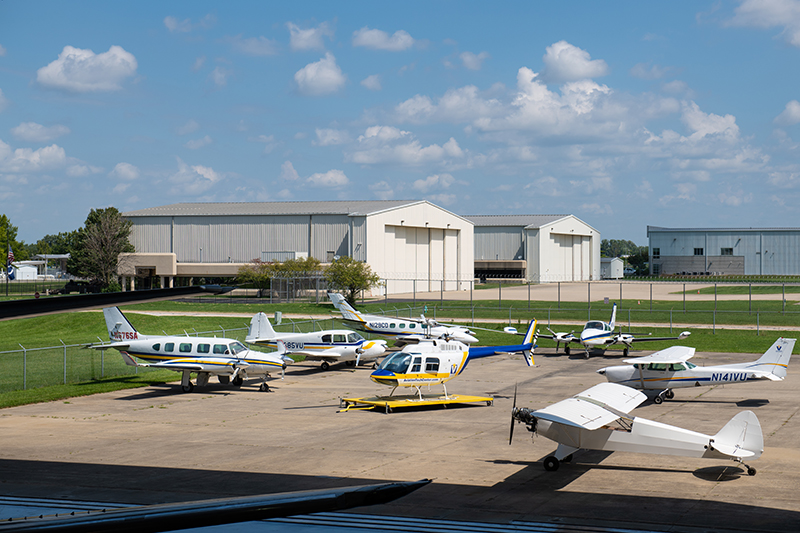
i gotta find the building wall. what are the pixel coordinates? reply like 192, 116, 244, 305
474, 226, 524, 260
534, 216, 600, 282
649, 229, 800, 275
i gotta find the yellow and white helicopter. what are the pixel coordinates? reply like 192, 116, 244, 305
246, 312, 388, 370
90, 307, 293, 392
370, 320, 537, 399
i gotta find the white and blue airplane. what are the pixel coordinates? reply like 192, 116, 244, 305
533, 303, 691, 358
246, 312, 388, 371
597, 337, 796, 403
329, 292, 479, 345
90, 307, 293, 393
370, 320, 537, 399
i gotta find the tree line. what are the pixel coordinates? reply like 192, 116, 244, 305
601, 239, 649, 275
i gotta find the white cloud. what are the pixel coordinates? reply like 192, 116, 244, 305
314, 128, 349, 146
413, 173, 455, 192
0, 89, 7, 112
177, 120, 200, 136
426, 193, 456, 206
280, 161, 300, 181
357, 125, 410, 143
307, 169, 349, 187
37, 45, 138, 93
681, 101, 739, 140
662, 80, 691, 95
210, 67, 229, 87
226, 35, 279, 56
352, 27, 414, 51
630, 63, 670, 80
287, 22, 334, 51
11, 122, 70, 142
66, 164, 102, 177
164, 14, 215, 33
361, 74, 382, 91
540, 41, 608, 83
108, 162, 139, 180
0, 45, 6, 56
460, 51, 490, 70
192, 56, 206, 72
252, 134, 278, 153
169, 157, 221, 194
578, 203, 613, 215
350, 129, 465, 166
394, 95, 436, 123
726, 0, 800, 47
775, 100, 800, 125
184, 135, 213, 149
0, 140, 67, 173
369, 180, 394, 200
294, 52, 346, 95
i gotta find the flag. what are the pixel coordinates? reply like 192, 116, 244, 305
6, 246, 13, 265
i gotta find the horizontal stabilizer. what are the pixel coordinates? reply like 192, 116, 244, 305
710, 410, 763, 460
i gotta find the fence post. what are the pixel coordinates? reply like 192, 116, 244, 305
385, 279, 388, 305
757, 311, 760, 336
783, 283, 786, 314
683, 283, 686, 313
471, 306, 474, 327
509, 306, 512, 326
220, 325, 226, 337
713, 309, 715, 334
558, 282, 561, 310
20, 344, 26, 390
101, 348, 105, 378
413, 279, 416, 307
749, 284, 752, 315
60, 339, 67, 385
650, 283, 653, 312
669, 309, 672, 334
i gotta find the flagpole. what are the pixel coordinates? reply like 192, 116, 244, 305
5, 220, 9, 297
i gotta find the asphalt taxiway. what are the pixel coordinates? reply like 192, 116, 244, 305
0, 344, 798, 532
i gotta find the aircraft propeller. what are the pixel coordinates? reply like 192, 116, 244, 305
509, 384, 537, 445
509, 384, 518, 445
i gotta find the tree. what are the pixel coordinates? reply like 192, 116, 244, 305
601, 239, 641, 258
70, 208, 134, 288
237, 256, 323, 297
237, 259, 275, 297
324, 255, 381, 306
1, 215, 28, 268
627, 246, 650, 275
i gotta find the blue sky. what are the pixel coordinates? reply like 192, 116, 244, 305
3, 1, 800, 244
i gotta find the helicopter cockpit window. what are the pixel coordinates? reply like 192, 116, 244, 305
378, 352, 413, 373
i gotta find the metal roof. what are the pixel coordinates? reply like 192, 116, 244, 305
123, 200, 425, 217
648, 225, 800, 233
465, 214, 570, 228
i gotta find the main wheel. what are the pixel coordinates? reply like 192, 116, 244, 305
564, 346, 570, 355
345, 360, 355, 367
543, 456, 560, 471
623, 347, 629, 357
583, 352, 590, 359
747, 467, 757, 476
259, 383, 270, 392
181, 383, 194, 393
665, 389, 675, 399
232, 375, 244, 387
653, 395, 663, 404
218, 375, 230, 384
320, 361, 330, 371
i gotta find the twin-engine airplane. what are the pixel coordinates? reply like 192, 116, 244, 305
370, 320, 537, 399
597, 337, 796, 403
510, 382, 763, 475
246, 312, 388, 370
328, 292, 479, 345
89, 307, 293, 392
532, 303, 691, 358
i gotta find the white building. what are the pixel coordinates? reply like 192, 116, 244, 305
465, 215, 601, 282
600, 257, 624, 279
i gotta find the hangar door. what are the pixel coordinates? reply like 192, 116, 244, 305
385, 226, 459, 292
551, 233, 591, 282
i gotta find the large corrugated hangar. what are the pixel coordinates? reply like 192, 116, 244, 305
465, 215, 600, 282
648, 226, 800, 276
120, 200, 473, 294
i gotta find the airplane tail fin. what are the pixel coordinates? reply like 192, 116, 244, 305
328, 292, 361, 321
246, 312, 277, 343
522, 319, 537, 367
103, 307, 143, 341
609, 303, 617, 329
751, 338, 796, 380
711, 410, 763, 460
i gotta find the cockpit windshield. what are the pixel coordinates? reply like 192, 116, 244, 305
347, 332, 364, 343
377, 352, 413, 373
229, 342, 247, 355
585, 321, 605, 331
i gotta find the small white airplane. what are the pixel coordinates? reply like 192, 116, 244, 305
370, 320, 537, 399
329, 292, 479, 345
532, 303, 691, 358
510, 382, 763, 475
246, 312, 388, 371
89, 307, 294, 392
597, 337, 796, 403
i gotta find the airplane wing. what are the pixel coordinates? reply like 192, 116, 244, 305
533, 383, 647, 430
623, 345, 695, 364
620, 331, 691, 344
285, 349, 343, 361
124, 356, 245, 373
86, 341, 132, 351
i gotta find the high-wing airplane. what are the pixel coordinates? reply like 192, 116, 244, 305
328, 292, 479, 345
89, 307, 294, 392
532, 303, 691, 358
246, 311, 388, 370
370, 320, 537, 399
510, 382, 763, 475
597, 337, 796, 403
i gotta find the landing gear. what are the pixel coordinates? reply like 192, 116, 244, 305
180, 370, 194, 393
259, 382, 270, 392
653, 395, 663, 404
623, 347, 629, 357
665, 389, 675, 399
543, 456, 560, 471
345, 360, 355, 367
747, 466, 757, 476
564, 346, 570, 355
218, 375, 230, 384
320, 361, 330, 371
232, 375, 244, 387
181, 382, 194, 393
583, 350, 590, 359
